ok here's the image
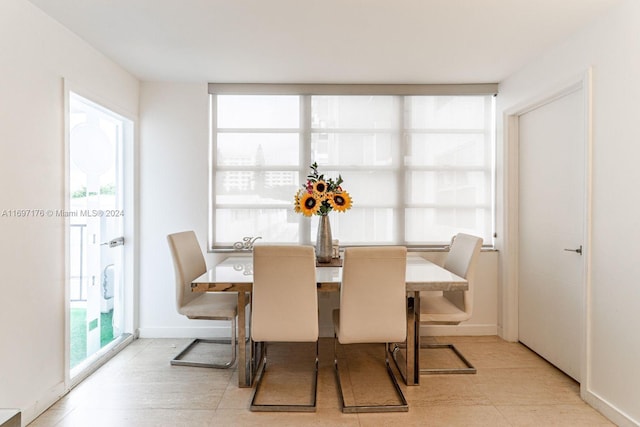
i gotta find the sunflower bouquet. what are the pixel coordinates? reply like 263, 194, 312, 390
294, 163, 353, 216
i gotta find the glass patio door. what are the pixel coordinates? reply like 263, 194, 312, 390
68, 92, 128, 375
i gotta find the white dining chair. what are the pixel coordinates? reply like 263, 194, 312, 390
419, 233, 483, 374
333, 246, 408, 413
250, 245, 319, 412
167, 231, 239, 368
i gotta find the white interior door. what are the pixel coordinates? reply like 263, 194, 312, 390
518, 87, 585, 382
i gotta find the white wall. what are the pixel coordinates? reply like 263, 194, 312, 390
496, 0, 640, 424
9, 0, 637, 423
137, 82, 499, 339
6, 0, 637, 424
0, 0, 139, 423
138, 82, 228, 338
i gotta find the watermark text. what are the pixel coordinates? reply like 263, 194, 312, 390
1, 209, 124, 218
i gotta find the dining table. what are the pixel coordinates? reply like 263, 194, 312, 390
191, 253, 468, 388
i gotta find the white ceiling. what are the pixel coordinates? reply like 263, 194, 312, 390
28, 0, 622, 83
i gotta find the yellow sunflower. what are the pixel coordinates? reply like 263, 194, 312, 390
293, 192, 302, 214
327, 191, 353, 212
300, 192, 321, 216
313, 180, 328, 200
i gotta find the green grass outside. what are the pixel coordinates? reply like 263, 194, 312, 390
70, 308, 115, 369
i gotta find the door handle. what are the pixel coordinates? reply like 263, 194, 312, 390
564, 245, 582, 255
101, 236, 125, 248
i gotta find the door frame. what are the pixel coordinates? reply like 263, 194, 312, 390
63, 80, 139, 389
501, 69, 593, 392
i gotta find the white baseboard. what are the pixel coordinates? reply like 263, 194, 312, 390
138, 326, 236, 339
318, 323, 498, 338
21, 381, 66, 427
419, 324, 498, 336
140, 324, 498, 340
582, 388, 639, 427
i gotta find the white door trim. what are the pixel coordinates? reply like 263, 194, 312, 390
501, 69, 593, 391
63, 78, 139, 391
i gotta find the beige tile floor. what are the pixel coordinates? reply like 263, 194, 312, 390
30, 336, 614, 426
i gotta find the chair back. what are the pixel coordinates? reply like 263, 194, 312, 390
167, 231, 207, 313
443, 233, 483, 316
338, 246, 407, 344
251, 245, 318, 342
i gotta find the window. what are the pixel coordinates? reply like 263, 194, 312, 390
209, 84, 496, 250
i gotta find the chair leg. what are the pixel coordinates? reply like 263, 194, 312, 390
334, 340, 409, 413
389, 343, 408, 384
250, 341, 318, 412
420, 343, 476, 374
171, 317, 237, 369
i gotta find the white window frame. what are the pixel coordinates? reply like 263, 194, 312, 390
208, 83, 497, 252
